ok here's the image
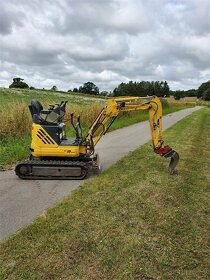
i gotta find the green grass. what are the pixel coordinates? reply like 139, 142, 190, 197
0, 88, 105, 108
0, 88, 105, 168
0, 135, 31, 168
0, 107, 209, 280
110, 105, 191, 131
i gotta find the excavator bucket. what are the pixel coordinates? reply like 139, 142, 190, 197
155, 146, 179, 174
168, 151, 179, 174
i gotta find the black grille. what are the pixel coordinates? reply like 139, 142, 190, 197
36, 129, 55, 145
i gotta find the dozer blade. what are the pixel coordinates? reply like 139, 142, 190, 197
168, 151, 179, 174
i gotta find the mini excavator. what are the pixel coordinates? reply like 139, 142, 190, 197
15, 96, 179, 179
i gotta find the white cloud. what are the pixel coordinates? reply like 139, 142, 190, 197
0, 0, 210, 91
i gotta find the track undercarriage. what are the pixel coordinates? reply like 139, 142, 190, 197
15, 154, 100, 180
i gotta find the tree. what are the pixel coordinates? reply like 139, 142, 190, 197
113, 80, 170, 97
51, 85, 57, 91
202, 87, 210, 101
163, 81, 170, 97
73, 88, 79, 93
79, 82, 99, 95
173, 90, 185, 100
197, 80, 210, 98
170, 88, 197, 98
100, 91, 109, 96
185, 89, 197, 97
9, 77, 29, 89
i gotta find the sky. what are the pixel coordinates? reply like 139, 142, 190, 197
0, 0, 210, 92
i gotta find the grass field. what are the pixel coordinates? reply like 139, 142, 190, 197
0, 88, 194, 168
0, 88, 105, 106
0, 88, 104, 167
0, 107, 209, 280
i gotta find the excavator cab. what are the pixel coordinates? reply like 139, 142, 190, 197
29, 99, 67, 125
28, 99, 68, 145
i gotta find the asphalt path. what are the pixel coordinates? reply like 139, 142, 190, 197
0, 106, 202, 241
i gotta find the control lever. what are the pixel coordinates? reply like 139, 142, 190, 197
70, 113, 80, 139
61, 101, 68, 113
48, 105, 55, 110
76, 115, 83, 138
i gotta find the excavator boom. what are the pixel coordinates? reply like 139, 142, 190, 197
86, 96, 179, 174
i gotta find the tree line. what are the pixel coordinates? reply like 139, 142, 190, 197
8, 77, 210, 101
170, 81, 210, 101
113, 81, 170, 97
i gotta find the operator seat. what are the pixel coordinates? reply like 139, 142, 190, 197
28, 99, 67, 144
29, 99, 45, 124
29, 99, 57, 124
29, 99, 43, 116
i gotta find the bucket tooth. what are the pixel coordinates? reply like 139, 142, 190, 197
168, 151, 179, 174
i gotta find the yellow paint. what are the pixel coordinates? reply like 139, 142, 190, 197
31, 96, 166, 159
31, 124, 86, 157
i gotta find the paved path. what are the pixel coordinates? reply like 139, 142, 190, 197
0, 106, 202, 240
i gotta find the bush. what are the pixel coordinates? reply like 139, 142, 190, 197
79, 82, 99, 95
160, 98, 170, 108
202, 88, 210, 101
173, 90, 184, 100
51, 86, 57, 91
9, 78, 29, 89
197, 80, 210, 98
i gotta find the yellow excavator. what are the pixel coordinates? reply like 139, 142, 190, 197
15, 96, 179, 179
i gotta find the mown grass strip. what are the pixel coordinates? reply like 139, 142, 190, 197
0, 108, 209, 280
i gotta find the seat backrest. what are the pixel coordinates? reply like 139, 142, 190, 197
29, 99, 43, 117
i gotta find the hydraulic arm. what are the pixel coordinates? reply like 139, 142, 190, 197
85, 96, 179, 174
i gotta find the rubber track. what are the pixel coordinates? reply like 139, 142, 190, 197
15, 159, 88, 180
